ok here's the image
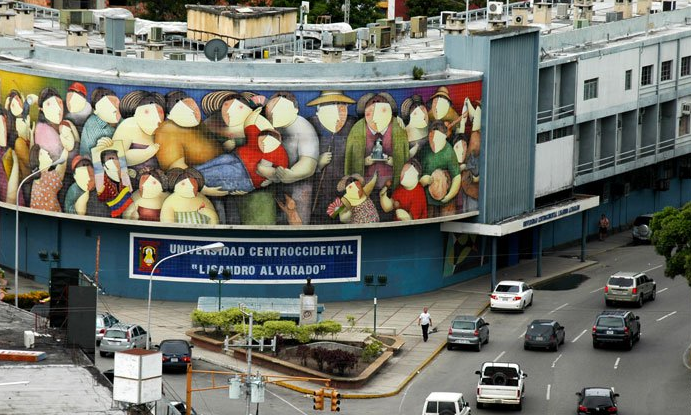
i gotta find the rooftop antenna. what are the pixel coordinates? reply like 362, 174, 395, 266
204, 38, 229, 62
343, 0, 350, 24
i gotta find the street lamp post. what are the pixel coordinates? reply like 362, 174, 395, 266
364, 274, 388, 336
146, 242, 225, 350
208, 268, 232, 311
14, 157, 65, 308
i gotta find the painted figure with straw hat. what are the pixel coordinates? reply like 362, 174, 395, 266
306, 90, 357, 223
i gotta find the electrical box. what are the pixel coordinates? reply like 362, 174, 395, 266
411, 16, 427, 38
113, 349, 162, 405
369, 26, 391, 49
149, 26, 163, 42
333, 31, 356, 49
105, 16, 125, 53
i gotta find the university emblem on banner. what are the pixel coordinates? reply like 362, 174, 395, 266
138, 241, 160, 272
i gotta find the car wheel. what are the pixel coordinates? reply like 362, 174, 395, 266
605, 299, 613, 307
552, 341, 559, 352
651, 289, 656, 301
447, 343, 453, 351
476, 341, 482, 352
592, 340, 599, 349
516, 400, 523, 411
625, 337, 633, 350
484, 335, 489, 345
476, 401, 484, 409
637, 296, 644, 308
523, 343, 529, 350
520, 301, 526, 312
99, 351, 108, 357
529, 295, 533, 306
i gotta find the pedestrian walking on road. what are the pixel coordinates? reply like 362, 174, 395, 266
599, 213, 610, 241
418, 307, 432, 342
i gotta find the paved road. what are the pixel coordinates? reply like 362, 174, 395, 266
96, 243, 691, 414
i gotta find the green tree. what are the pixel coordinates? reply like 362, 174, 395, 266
651, 203, 691, 286
405, 0, 466, 19
140, 0, 217, 22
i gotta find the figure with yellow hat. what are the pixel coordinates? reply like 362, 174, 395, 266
427, 86, 463, 136
306, 90, 357, 224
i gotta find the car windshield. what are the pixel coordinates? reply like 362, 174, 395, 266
105, 329, 126, 339
608, 277, 633, 287
597, 317, 624, 327
495, 284, 519, 293
452, 321, 475, 330
527, 324, 553, 336
582, 396, 613, 407
161, 342, 189, 354
634, 216, 651, 226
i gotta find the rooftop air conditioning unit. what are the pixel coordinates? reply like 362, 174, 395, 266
169, 52, 186, 61
487, 2, 504, 15
411, 16, 427, 38
149, 26, 163, 42
662, 0, 676, 11
682, 103, 691, 115
556, 3, 569, 18
440, 11, 455, 27
360, 51, 375, 62
574, 18, 590, 28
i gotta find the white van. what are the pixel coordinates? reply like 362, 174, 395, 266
422, 392, 472, 415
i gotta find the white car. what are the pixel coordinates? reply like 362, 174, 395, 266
422, 392, 472, 415
490, 281, 533, 312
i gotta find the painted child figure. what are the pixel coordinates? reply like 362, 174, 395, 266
379, 159, 428, 221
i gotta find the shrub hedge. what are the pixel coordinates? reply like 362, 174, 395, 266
1, 291, 50, 310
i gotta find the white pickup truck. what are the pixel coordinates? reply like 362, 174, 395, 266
474, 362, 527, 410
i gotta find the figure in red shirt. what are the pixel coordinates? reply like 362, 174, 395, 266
379, 159, 428, 221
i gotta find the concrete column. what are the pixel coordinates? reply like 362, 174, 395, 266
581, 211, 588, 262
491, 236, 498, 290
536, 225, 543, 278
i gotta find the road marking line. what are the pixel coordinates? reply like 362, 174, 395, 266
266, 389, 308, 415
590, 287, 604, 293
657, 311, 677, 321
614, 357, 620, 369
546, 384, 551, 400
572, 329, 588, 343
644, 265, 663, 273
493, 351, 506, 362
397, 375, 417, 414
549, 303, 569, 313
551, 353, 563, 368
658, 288, 668, 294
518, 330, 526, 339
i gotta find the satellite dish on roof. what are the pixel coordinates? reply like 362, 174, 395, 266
204, 38, 229, 62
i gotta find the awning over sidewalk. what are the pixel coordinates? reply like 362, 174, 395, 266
440, 194, 600, 236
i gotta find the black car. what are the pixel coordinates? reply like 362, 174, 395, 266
576, 387, 619, 414
592, 310, 640, 350
523, 319, 565, 351
157, 339, 193, 372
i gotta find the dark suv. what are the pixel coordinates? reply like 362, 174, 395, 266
592, 310, 640, 350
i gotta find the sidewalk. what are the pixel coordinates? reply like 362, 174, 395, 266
10, 231, 632, 397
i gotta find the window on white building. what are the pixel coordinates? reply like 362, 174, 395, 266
682, 56, 691, 77
661, 60, 672, 81
641, 65, 653, 86
625, 70, 632, 90
584, 78, 598, 100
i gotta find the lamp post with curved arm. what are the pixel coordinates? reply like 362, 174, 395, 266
14, 156, 66, 308
146, 242, 225, 350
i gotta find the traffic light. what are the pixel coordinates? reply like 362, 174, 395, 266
329, 389, 341, 412
313, 388, 325, 410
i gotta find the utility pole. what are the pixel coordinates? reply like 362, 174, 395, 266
344, 0, 350, 24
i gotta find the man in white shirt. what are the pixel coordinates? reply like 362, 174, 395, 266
418, 307, 432, 342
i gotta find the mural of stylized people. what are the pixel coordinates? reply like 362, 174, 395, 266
331, 173, 379, 224
64, 155, 104, 216
202, 90, 255, 153
419, 121, 461, 217
428, 86, 463, 135
155, 91, 213, 170
34, 87, 68, 163
29, 145, 67, 212
379, 159, 428, 221
123, 167, 170, 221
306, 90, 357, 224
197, 121, 289, 193
64, 82, 92, 134
0, 108, 21, 204
265, 91, 319, 225
112, 90, 165, 175
160, 167, 219, 224
91, 143, 133, 218
460, 98, 481, 211
4, 90, 36, 182
400, 94, 428, 158
80, 87, 121, 156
